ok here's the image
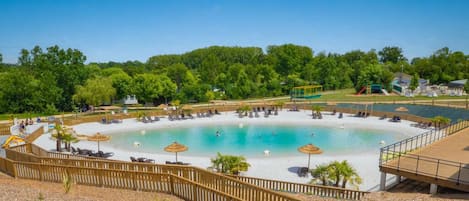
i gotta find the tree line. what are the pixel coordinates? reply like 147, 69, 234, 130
0, 44, 467, 114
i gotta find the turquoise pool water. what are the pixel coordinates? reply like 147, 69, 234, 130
109, 124, 407, 157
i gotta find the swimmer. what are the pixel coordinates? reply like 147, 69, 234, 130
216, 130, 220, 137
311, 132, 315, 136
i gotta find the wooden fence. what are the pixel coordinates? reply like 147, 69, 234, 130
320, 106, 431, 123
13, 160, 242, 201
229, 175, 368, 200
0, 123, 10, 136
5, 146, 301, 201
7, 144, 371, 200
24, 126, 45, 144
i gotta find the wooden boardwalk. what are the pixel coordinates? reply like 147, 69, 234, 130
381, 127, 469, 192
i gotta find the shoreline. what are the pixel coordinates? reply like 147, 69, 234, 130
34, 110, 427, 191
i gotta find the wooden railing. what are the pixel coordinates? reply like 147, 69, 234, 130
380, 120, 469, 188
13, 161, 242, 201
380, 120, 469, 164
0, 123, 11, 135
24, 126, 45, 144
321, 106, 431, 124
5, 146, 301, 201
229, 175, 368, 200
0, 157, 16, 176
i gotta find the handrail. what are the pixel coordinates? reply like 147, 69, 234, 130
381, 151, 469, 185
12, 160, 243, 201
5, 145, 300, 201
380, 120, 469, 164
380, 120, 469, 187
0, 124, 10, 136
24, 126, 45, 144
229, 175, 368, 200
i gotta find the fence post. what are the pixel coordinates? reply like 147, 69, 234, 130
169, 175, 175, 195
457, 163, 462, 185
397, 154, 401, 171
415, 156, 419, 175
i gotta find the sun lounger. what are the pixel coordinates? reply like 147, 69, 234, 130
137, 157, 154, 163
97, 151, 114, 158
71, 146, 78, 155
297, 167, 309, 177
379, 115, 387, 120
130, 156, 138, 162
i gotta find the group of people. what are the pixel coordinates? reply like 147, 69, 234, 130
18, 118, 35, 133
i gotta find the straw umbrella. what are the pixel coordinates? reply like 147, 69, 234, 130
87, 132, 110, 152
164, 141, 188, 162
298, 143, 323, 170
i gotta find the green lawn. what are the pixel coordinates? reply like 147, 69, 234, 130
0, 88, 466, 121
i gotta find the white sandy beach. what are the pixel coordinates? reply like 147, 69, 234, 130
34, 110, 427, 191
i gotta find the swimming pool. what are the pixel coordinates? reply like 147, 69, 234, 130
109, 124, 407, 157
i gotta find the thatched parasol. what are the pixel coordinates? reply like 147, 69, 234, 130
87, 132, 110, 152
298, 143, 323, 170
164, 141, 188, 162
395, 106, 408, 112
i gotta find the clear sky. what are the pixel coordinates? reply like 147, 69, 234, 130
1, 0, 468, 64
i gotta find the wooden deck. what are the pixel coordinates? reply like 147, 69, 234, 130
381, 127, 469, 192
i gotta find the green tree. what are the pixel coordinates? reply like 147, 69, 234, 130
339, 160, 362, 189
19, 45, 88, 111
132, 73, 176, 104
311, 105, 323, 116
166, 63, 190, 91
355, 64, 393, 92
310, 164, 331, 186
210, 152, 250, 175
431, 116, 451, 129
310, 160, 362, 190
378, 46, 407, 63
51, 124, 66, 152
72, 77, 116, 107
266, 44, 313, 77
62, 132, 79, 152
103, 68, 133, 100
465, 80, 469, 109
0, 69, 60, 113
409, 73, 420, 95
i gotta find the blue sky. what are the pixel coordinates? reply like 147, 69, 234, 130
1, 0, 468, 64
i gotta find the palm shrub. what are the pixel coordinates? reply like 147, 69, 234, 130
309, 160, 362, 190
51, 124, 64, 152
62, 133, 79, 152
310, 164, 331, 186
311, 105, 323, 116
63, 171, 73, 194
431, 116, 451, 129
210, 152, 251, 175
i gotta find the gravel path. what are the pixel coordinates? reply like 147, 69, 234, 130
1, 171, 467, 201
0, 173, 181, 201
